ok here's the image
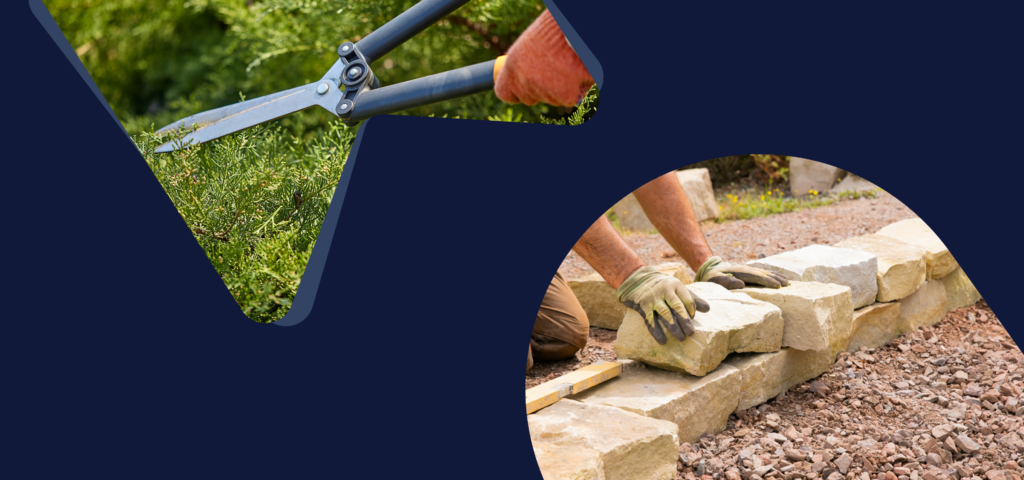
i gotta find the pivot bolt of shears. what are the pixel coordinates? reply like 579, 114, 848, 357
339, 103, 349, 111
341, 45, 351, 52
316, 83, 330, 95
347, 67, 363, 79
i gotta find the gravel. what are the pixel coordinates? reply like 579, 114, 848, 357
674, 301, 1022, 480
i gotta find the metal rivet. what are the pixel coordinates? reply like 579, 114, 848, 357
342, 45, 350, 52
340, 103, 349, 110
316, 83, 329, 95
347, 67, 363, 79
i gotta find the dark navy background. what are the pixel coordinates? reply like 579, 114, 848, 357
4, 1, 1021, 477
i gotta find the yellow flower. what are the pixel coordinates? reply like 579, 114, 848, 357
760, 195, 765, 201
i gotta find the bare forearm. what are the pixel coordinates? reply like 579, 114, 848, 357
573, 216, 645, 289
633, 172, 714, 271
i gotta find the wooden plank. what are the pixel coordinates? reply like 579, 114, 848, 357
526, 361, 622, 414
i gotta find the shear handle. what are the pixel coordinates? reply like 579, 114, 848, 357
346, 57, 505, 124
356, 0, 473, 64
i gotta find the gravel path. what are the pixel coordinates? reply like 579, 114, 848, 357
677, 301, 1022, 480
557, 192, 917, 281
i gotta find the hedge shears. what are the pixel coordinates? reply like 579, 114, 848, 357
155, 0, 506, 153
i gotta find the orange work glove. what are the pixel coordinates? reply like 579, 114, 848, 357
494, 10, 595, 107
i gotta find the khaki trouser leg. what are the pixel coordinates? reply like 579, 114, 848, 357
527, 271, 589, 372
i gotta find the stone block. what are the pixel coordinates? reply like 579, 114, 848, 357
568, 263, 692, 330
532, 442, 605, 480
614, 282, 783, 376
747, 245, 879, 308
610, 169, 720, 231
573, 361, 742, 445
897, 279, 947, 331
789, 157, 843, 196
940, 267, 981, 311
735, 281, 853, 361
875, 218, 958, 279
725, 348, 834, 411
830, 173, 880, 193
845, 302, 902, 352
529, 400, 679, 480
610, 193, 655, 233
675, 168, 719, 222
834, 234, 927, 302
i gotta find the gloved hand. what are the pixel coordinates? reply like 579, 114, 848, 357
616, 267, 710, 345
694, 256, 790, 290
494, 10, 595, 107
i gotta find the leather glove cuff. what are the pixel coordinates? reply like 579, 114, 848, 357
615, 266, 657, 303
694, 256, 725, 283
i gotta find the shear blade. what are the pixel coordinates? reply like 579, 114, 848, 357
155, 78, 344, 153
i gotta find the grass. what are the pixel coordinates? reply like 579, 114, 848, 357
717, 187, 881, 222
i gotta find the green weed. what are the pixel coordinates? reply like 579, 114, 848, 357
717, 187, 880, 222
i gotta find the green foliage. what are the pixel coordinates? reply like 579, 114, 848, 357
540, 85, 599, 125
44, 0, 584, 136
135, 122, 354, 323
687, 155, 790, 187
717, 187, 881, 222
835, 188, 881, 201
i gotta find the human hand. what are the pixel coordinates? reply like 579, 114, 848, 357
694, 256, 790, 290
616, 267, 710, 345
494, 10, 595, 107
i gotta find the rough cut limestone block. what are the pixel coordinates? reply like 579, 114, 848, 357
789, 157, 843, 196
614, 282, 783, 376
573, 361, 742, 445
845, 302, 902, 352
610, 170, 720, 231
532, 442, 605, 480
830, 173, 880, 193
747, 245, 879, 308
941, 267, 981, 312
897, 279, 948, 331
675, 168, 719, 223
529, 400, 679, 480
568, 264, 692, 330
735, 282, 853, 361
725, 348, 834, 411
875, 218, 958, 280
611, 193, 656, 233
834, 234, 927, 302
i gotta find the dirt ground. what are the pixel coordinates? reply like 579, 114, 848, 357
557, 192, 917, 281
679, 301, 1022, 480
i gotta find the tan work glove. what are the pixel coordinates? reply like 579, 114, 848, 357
494, 10, 595, 106
694, 256, 790, 290
616, 267, 710, 345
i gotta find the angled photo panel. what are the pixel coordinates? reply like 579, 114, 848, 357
525, 157, 1006, 480
37, 0, 604, 324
